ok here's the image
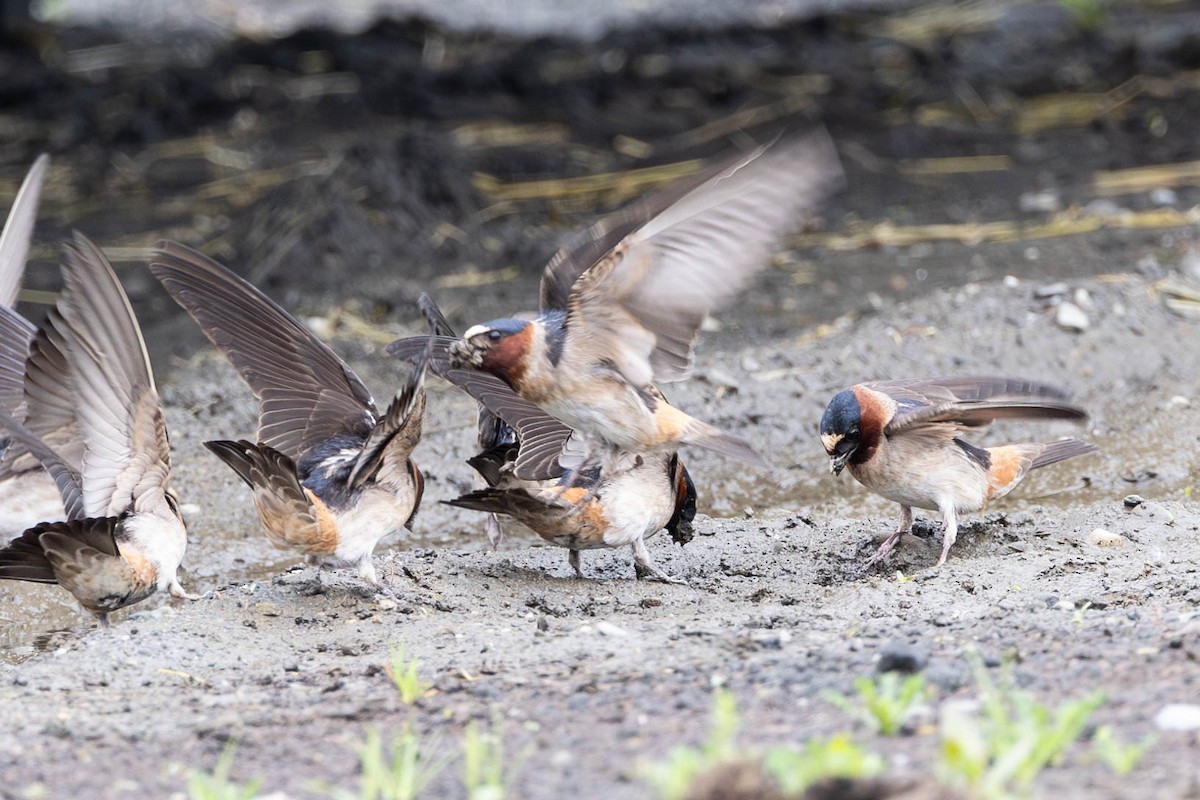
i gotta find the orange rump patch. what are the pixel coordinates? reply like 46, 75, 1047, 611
985, 446, 1026, 500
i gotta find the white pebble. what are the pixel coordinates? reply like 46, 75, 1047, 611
595, 621, 629, 637
1155, 704, 1200, 731
1055, 301, 1090, 332
1087, 528, 1124, 547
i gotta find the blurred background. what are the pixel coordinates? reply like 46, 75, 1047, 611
3, 0, 1200, 372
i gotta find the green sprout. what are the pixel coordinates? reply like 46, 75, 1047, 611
824, 672, 930, 735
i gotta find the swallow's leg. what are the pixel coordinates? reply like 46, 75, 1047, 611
631, 537, 686, 585
95, 611, 111, 628
358, 557, 395, 598
865, 505, 912, 566
168, 579, 211, 602
934, 504, 958, 567
485, 513, 504, 550
568, 549, 585, 578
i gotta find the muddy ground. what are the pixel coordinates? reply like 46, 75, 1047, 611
2, 1, 1200, 797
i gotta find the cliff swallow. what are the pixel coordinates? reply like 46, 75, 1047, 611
423, 133, 843, 482
397, 293, 698, 579
149, 242, 429, 592
0, 155, 83, 531
0, 233, 190, 624
819, 376, 1098, 567
447, 450, 697, 583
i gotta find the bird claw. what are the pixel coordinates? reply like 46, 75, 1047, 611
634, 562, 687, 586
168, 582, 211, 602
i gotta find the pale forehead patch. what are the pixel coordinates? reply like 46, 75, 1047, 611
463, 324, 490, 339
820, 432, 843, 454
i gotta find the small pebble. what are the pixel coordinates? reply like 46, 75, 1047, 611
1168, 395, 1190, 408
255, 602, 282, 617
377, 597, 398, 611
876, 640, 928, 674
1123, 495, 1144, 509
1003, 275, 1020, 288
1055, 301, 1090, 332
1154, 704, 1200, 731
1035, 281, 1069, 299
595, 621, 629, 637
1087, 528, 1125, 547
1150, 187, 1178, 206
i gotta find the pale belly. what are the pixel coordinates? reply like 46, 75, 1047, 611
851, 444, 990, 514
330, 485, 414, 563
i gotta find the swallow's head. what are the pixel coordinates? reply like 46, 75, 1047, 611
449, 319, 533, 386
820, 388, 867, 476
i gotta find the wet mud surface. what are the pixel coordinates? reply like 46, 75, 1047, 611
2, 1, 1200, 797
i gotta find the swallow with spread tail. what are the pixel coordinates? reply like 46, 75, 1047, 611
418, 133, 844, 482
820, 376, 1098, 567
0, 233, 190, 624
150, 242, 429, 591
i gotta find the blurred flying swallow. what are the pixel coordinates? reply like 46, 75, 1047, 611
391, 133, 843, 482
150, 242, 429, 591
819, 376, 1098, 567
0, 233, 190, 624
0, 155, 82, 532
399, 292, 698, 580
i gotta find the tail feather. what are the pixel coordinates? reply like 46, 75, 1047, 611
680, 417, 769, 468
1030, 438, 1099, 471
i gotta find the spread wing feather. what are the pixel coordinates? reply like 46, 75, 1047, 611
150, 241, 377, 460
0, 154, 48, 308
552, 132, 843, 387
55, 234, 170, 518
874, 376, 1087, 438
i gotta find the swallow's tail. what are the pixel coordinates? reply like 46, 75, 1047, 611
443, 487, 545, 518
677, 414, 769, 469
985, 439, 1097, 500
1029, 438, 1099, 470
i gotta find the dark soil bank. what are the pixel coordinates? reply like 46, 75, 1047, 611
1, 1, 1200, 797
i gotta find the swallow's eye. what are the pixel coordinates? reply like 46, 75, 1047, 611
848, 426, 860, 438
486, 330, 503, 342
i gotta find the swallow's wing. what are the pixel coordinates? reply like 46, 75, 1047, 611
0, 303, 34, 420
876, 377, 1087, 438
150, 241, 377, 459
549, 132, 843, 388
54, 234, 171, 518
0, 409, 84, 519
444, 369, 570, 481
346, 338, 430, 489
387, 326, 567, 481
0, 154, 49, 308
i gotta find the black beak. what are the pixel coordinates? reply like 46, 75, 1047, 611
829, 451, 850, 476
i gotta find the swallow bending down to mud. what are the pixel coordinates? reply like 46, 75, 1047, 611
394, 292, 697, 582
0, 154, 70, 532
0, 233, 190, 624
150, 242, 428, 592
422, 133, 843, 483
819, 376, 1098, 568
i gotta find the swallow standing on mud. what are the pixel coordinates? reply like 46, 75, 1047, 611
0, 154, 68, 531
397, 293, 698, 581
0, 233, 190, 624
424, 133, 843, 482
149, 242, 429, 592
819, 377, 1098, 568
